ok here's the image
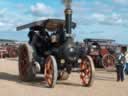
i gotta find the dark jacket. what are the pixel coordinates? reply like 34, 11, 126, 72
116, 53, 126, 66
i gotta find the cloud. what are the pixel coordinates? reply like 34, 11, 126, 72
69, 0, 128, 28
0, 22, 5, 26
0, 7, 35, 33
92, 13, 106, 22
0, 19, 16, 32
113, 0, 128, 4
30, 3, 54, 17
0, 8, 7, 17
86, 12, 128, 26
0, 8, 14, 31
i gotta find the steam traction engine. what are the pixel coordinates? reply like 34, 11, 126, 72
84, 38, 116, 70
16, 0, 95, 88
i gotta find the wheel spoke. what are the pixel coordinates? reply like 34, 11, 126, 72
103, 54, 115, 70
80, 57, 92, 86
45, 56, 55, 87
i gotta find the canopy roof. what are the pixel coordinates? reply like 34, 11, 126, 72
84, 38, 115, 43
16, 19, 76, 31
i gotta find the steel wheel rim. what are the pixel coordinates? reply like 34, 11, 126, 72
45, 56, 54, 86
80, 57, 92, 85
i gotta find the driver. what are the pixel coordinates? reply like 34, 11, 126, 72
50, 24, 64, 45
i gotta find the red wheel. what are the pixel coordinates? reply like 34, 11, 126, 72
18, 43, 35, 81
10, 48, 17, 57
102, 54, 115, 71
7, 47, 17, 58
80, 56, 95, 87
44, 55, 58, 88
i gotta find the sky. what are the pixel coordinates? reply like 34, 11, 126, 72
0, 0, 128, 44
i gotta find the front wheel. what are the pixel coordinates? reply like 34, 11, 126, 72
80, 55, 95, 87
44, 55, 58, 88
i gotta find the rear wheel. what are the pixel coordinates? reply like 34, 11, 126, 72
18, 43, 35, 81
44, 55, 58, 88
80, 55, 95, 87
102, 54, 115, 71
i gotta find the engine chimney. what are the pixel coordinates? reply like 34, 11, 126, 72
63, 0, 72, 34
65, 8, 72, 34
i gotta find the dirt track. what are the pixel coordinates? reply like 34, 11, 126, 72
0, 58, 128, 96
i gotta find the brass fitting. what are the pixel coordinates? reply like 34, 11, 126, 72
65, 9, 72, 14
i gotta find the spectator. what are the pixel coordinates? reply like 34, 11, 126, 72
125, 51, 128, 74
116, 47, 126, 82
